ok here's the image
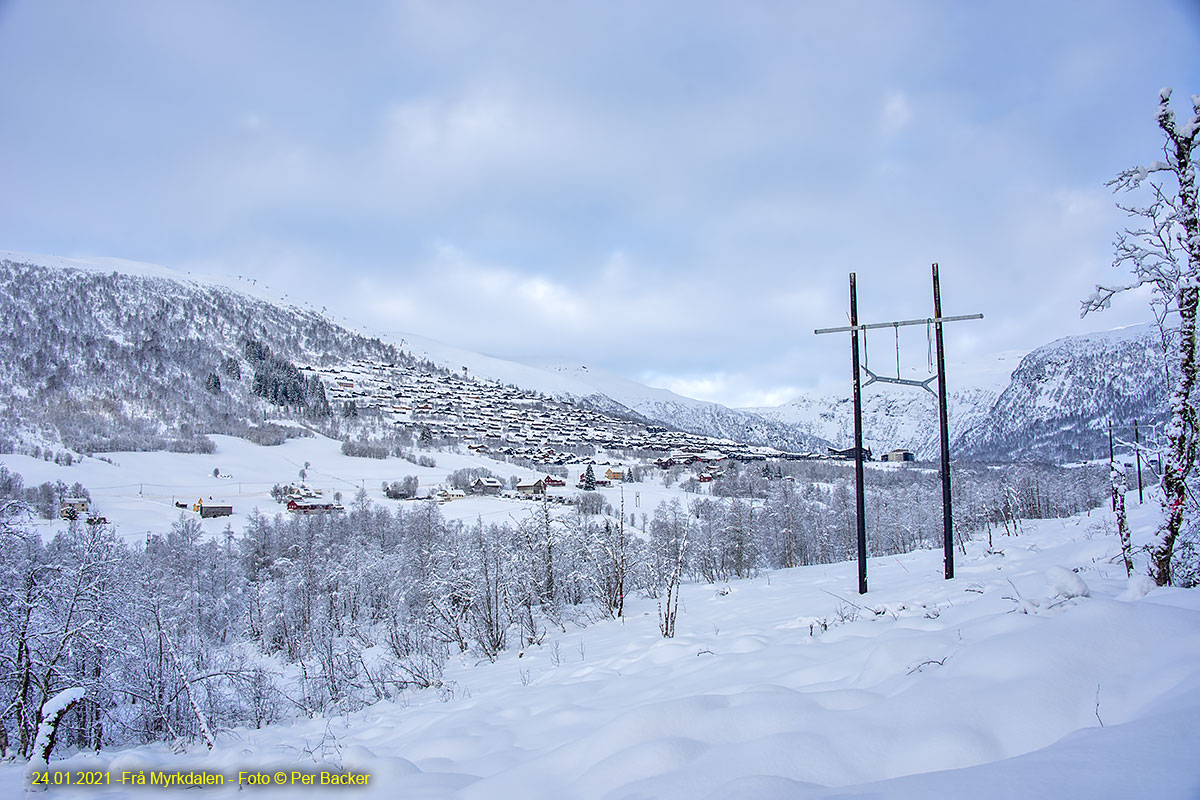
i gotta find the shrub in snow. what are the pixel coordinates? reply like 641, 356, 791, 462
1117, 574, 1158, 601
1045, 565, 1090, 599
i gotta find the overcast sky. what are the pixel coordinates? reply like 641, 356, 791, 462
2, 2, 1198, 407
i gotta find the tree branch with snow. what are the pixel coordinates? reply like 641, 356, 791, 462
1084, 87, 1200, 585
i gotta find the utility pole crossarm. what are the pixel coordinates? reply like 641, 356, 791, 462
814, 313, 983, 336
812, 264, 981, 590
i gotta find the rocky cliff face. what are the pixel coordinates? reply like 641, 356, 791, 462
953, 325, 1169, 463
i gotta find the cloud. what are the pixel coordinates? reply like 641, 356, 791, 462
1, 1, 1195, 407
880, 92, 913, 136
378, 88, 567, 180
353, 245, 595, 351
640, 371, 805, 409
335, 235, 844, 408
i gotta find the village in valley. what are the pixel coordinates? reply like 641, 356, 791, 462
309, 356, 896, 465
106, 356, 920, 527
9, 5, 1197, 795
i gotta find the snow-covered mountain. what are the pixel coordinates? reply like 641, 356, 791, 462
0, 253, 832, 456
954, 324, 1169, 462
0, 251, 1172, 464
752, 325, 1168, 463
748, 349, 1027, 459
0, 252, 417, 454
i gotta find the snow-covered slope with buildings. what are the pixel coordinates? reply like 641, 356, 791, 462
0, 253, 830, 459
0, 252, 1172, 465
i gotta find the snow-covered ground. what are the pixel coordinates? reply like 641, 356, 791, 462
3, 433, 681, 542
8, 495, 1199, 798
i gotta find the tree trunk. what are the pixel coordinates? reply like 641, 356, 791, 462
30, 688, 85, 765
1114, 468, 1133, 577
1153, 283, 1199, 584
1152, 106, 1200, 586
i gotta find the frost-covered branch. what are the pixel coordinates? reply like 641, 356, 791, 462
1088, 87, 1199, 584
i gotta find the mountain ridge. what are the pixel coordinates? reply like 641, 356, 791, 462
0, 251, 1170, 464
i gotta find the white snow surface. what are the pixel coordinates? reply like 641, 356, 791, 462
1045, 565, 1090, 599
2, 433, 699, 542
8, 498, 1200, 798
0, 250, 293, 309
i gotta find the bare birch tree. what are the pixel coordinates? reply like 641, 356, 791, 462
1083, 87, 1200, 585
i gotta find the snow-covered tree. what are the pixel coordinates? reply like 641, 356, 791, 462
1082, 87, 1199, 585
650, 498, 690, 638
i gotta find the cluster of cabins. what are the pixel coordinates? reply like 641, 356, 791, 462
462, 474, 565, 498
186, 483, 348, 520
277, 482, 345, 514
307, 359, 924, 470
653, 451, 727, 469
286, 499, 346, 514
826, 447, 916, 462
441, 470, 616, 502
418, 475, 562, 503
307, 360, 809, 465
59, 497, 107, 525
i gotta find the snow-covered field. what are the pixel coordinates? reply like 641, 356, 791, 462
8, 494, 1199, 798
3, 433, 686, 542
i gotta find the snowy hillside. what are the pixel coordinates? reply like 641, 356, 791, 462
8, 500, 1198, 799
0, 253, 413, 453
0, 251, 1171, 465
955, 324, 1169, 462
543, 362, 828, 453
749, 349, 1026, 459
383, 335, 830, 452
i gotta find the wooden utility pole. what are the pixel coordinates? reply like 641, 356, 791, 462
1109, 420, 1117, 512
850, 274, 868, 594
1134, 418, 1144, 505
932, 264, 955, 580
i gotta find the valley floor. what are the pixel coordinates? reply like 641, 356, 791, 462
6, 500, 1199, 799
3, 433, 694, 542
